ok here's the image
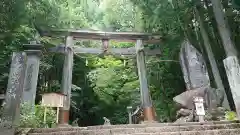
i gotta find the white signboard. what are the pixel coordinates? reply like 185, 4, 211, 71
195, 102, 205, 115
41, 93, 64, 107
194, 97, 205, 116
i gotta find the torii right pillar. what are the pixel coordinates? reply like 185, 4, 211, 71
135, 39, 156, 122
58, 36, 74, 126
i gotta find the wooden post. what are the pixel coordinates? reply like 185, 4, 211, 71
59, 36, 74, 126
1, 52, 27, 134
43, 107, 47, 125
135, 39, 155, 122
56, 107, 59, 124
22, 43, 42, 109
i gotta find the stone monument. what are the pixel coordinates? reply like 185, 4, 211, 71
179, 40, 210, 90
174, 40, 224, 122
22, 42, 42, 108
0, 52, 27, 135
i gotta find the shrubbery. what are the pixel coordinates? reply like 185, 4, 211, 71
19, 102, 57, 128
225, 111, 238, 121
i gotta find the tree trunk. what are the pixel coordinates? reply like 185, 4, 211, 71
210, 0, 237, 57
210, 0, 240, 118
203, 0, 224, 54
195, 5, 230, 109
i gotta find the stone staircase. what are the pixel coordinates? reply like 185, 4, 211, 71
24, 121, 240, 135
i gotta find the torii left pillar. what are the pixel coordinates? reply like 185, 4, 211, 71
135, 39, 156, 122
58, 36, 74, 126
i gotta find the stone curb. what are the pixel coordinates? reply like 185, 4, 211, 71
29, 127, 87, 133
27, 128, 240, 135
86, 120, 239, 130
27, 123, 240, 134
26, 120, 239, 133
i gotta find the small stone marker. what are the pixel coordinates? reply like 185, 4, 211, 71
103, 117, 111, 125
127, 106, 133, 124
71, 118, 79, 127
194, 97, 205, 122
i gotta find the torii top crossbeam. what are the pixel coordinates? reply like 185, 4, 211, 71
37, 28, 162, 43
36, 28, 162, 56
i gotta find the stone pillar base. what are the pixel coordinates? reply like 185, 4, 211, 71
57, 123, 72, 128
140, 121, 158, 124
58, 110, 70, 125
143, 106, 156, 122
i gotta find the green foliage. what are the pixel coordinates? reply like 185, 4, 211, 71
19, 102, 56, 128
233, 0, 240, 8
225, 111, 238, 121
87, 55, 140, 124
0, 0, 185, 125
1, 0, 240, 126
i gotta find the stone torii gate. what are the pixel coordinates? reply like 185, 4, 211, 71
1, 29, 161, 129
39, 29, 162, 125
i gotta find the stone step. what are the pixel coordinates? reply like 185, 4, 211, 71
115, 128, 240, 135
86, 120, 239, 130
27, 123, 240, 135
27, 128, 240, 135
112, 123, 240, 134
28, 120, 239, 133
29, 127, 87, 133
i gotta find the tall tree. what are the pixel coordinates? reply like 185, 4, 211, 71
195, 2, 230, 109
210, 0, 237, 57
210, 0, 240, 118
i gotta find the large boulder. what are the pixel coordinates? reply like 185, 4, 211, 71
173, 87, 208, 109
